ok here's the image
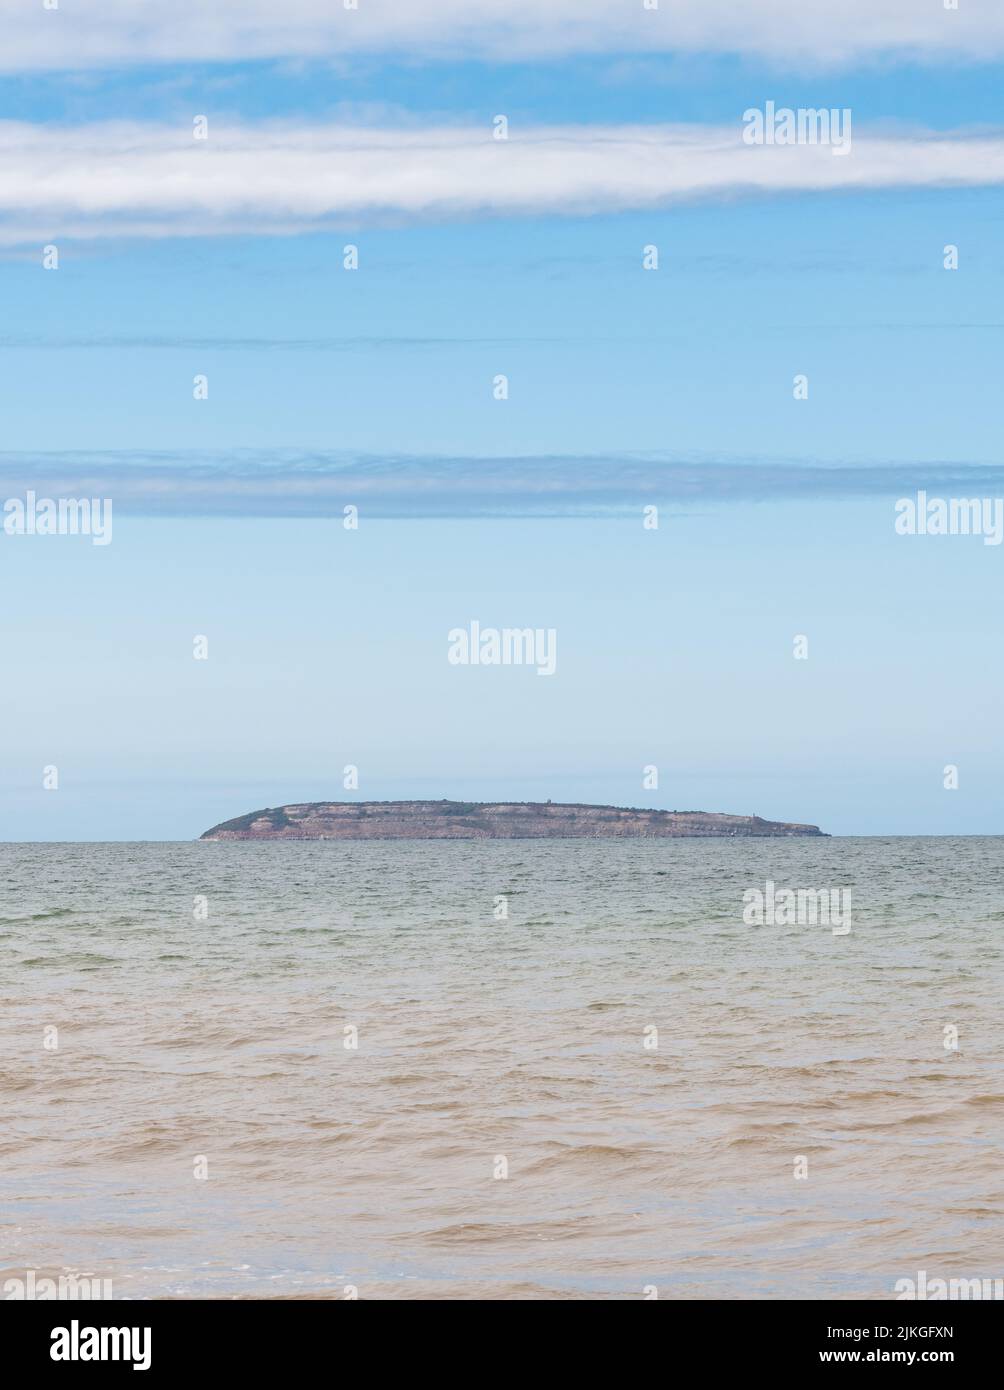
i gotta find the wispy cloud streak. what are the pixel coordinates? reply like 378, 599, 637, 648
3, 452, 1003, 520
1, 0, 1002, 69
1, 120, 1003, 244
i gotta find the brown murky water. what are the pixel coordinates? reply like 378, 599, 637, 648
2, 838, 1001, 1299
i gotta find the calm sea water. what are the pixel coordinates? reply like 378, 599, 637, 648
1, 838, 1001, 1300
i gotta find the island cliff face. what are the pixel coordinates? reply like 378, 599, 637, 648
200, 801, 826, 841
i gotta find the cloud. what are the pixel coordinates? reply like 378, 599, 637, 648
2, 451, 1002, 519
2, 119, 1003, 243
2, 0, 1003, 69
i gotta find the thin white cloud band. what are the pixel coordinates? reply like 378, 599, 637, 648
1, 0, 1002, 68
1, 121, 1002, 243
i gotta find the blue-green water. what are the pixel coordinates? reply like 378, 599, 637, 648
1, 837, 1001, 1299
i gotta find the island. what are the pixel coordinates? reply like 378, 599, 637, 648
200, 801, 826, 840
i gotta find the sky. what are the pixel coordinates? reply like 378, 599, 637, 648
0, 0, 1002, 839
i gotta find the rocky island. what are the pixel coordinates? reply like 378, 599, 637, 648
200, 801, 826, 840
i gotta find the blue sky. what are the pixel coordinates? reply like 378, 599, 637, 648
1, 2, 1002, 838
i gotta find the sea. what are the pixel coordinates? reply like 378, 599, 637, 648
1, 837, 1001, 1300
